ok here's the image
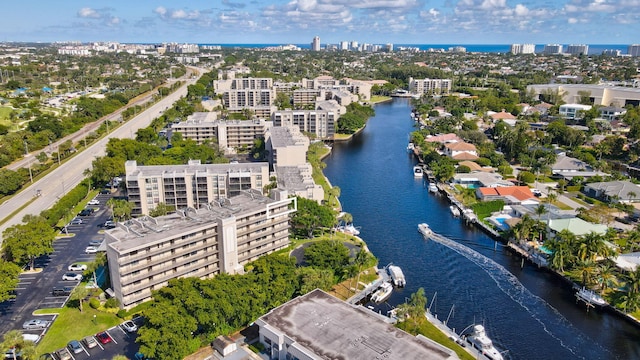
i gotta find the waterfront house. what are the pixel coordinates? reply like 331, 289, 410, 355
476, 186, 539, 205
550, 155, 608, 180
424, 133, 462, 144
452, 172, 513, 188
583, 180, 640, 203
443, 141, 478, 160
457, 160, 494, 172
547, 218, 608, 237
613, 252, 640, 271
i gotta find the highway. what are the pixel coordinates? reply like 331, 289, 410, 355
0, 69, 203, 244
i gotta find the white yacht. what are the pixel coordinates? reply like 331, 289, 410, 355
418, 223, 432, 238
387, 265, 406, 287
413, 165, 423, 177
371, 282, 393, 303
450, 205, 461, 217
428, 182, 438, 193
407, 142, 415, 152
463, 324, 504, 360
337, 223, 360, 236
576, 287, 608, 307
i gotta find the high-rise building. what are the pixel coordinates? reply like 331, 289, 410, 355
602, 49, 621, 57
629, 44, 640, 57
566, 44, 589, 55
312, 36, 321, 51
339, 41, 349, 51
408, 77, 452, 95
543, 44, 563, 55
510, 44, 535, 55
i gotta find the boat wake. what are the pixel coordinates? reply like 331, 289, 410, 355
430, 233, 614, 360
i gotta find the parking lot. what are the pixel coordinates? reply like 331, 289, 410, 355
0, 192, 144, 358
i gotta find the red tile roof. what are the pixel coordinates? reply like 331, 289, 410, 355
477, 186, 535, 201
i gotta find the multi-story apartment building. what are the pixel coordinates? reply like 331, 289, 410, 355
312, 36, 321, 51
170, 113, 271, 151
105, 190, 296, 309
265, 126, 309, 168
271, 109, 336, 140
125, 160, 269, 216
510, 44, 535, 55
213, 78, 276, 118
629, 44, 640, 57
527, 84, 640, 107
408, 77, 452, 95
566, 44, 589, 55
292, 89, 325, 106
602, 49, 621, 57
543, 44, 563, 55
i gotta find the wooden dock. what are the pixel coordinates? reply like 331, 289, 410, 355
346, 267, 391, 305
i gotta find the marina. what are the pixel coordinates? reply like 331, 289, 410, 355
323, 98, 640, 359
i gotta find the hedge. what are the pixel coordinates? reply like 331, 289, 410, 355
40, 179, 90, 226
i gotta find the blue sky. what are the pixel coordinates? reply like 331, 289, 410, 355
1, 1, 638, 44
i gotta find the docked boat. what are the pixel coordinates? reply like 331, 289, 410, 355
418, 223, 432, 238
371, 282, 393, 303
407, 142, 415, 152
387, 265, 406, 287
576, 287, 608, 307
462, 324, 504, 360
337, 223, 360, 236
450, 205, 461, 217
413, 165, 423, 177
428, 182, 438, 193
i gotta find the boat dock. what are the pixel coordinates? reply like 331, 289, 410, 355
506, 242, 548, 268
347, 267, 391, 305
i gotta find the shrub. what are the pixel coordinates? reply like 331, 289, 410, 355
456, 165, 471, 173
89, 298, 100, 309
475, 158, 492, 167
498, 165, 513, 176
566, 185, 581, 192
117, 309, 127, 319
518, 171, 536, 184
105, 297, 120, 309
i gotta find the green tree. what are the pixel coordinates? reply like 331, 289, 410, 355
291, 197, 337, 238
396, 287, 427, 330
2, 215, 55, 270
304, 240, 350, 274
1, 329, 36, 360
0, 260, 21, 302
297, 267, 334, 293
91, 156, 125, 186
70, 285, 90, 312
107, 199, 134, 221
149, 202, 175, 217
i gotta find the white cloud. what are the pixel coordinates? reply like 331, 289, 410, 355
154, 7, 167, 17
568, 17, 579, 24
78, 8, 100, 19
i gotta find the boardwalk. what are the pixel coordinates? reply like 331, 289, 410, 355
347, 267, 390, 305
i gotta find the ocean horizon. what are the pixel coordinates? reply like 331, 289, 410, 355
199, 43, 631, 55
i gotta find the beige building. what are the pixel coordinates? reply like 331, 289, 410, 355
256, 289, 459, 360
105, 191, 296, 309
272, 110, 336, 140
125, 160, 269, 216
408, 77, 452, 95
266, 126, 309, 168
170, 113, 271, 152
527, 84, 640, 107
293, 89, 325, 106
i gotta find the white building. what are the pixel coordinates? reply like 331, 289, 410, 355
559, 104, 592, 119
628, 44, 640, 56
543, 44, 563, 55
510, 44, 535, 55
272, 110, 336, 140
312, 36, 321, 51
408, 77, 452, 95
526, 84, 640, 108
566, 44, 589, 55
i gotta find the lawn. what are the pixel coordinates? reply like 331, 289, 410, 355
370, 95, 392, 104
0, 106, 12, 121
397, 317, 475, 360
34, 307, 121, 355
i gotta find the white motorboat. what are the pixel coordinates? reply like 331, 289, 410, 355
576, 287, 608, 307
337, 223, 360, 236
428, 183, 438, 193
450, 205, 461, 217
387, 265, 406, 287
418, 223, 432, 238
463, 324, 504, 360
407, 142, 415, 152
371, 282, 393, 303
413, 165, 423, 177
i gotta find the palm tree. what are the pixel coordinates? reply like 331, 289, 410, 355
619, 291, 640, 313
596, 264, 618, 294
577, 260, 597, 287
87, 252, 107, 287
71, 285, 90, 312
546, 230, 576, 272
534, 204, 547, 223
625, 268, 640, 296
1, 330, 36, 360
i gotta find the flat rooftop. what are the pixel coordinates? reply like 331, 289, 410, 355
126, 160, 268, 178
259, 289, 457, 360
106, 191, 273, 253
269, 126, 307, 148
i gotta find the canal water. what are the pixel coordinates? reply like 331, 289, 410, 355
322, 98, 640, 360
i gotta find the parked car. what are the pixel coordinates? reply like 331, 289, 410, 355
67, 340, 83, 354
82, 336, 98, 349
78, 209, 93, 216
89, 240, 103, 247
69, 218, 83, 225
54, 347, 72, 360
95, 332, 112, 344
121, 320, 138, 333
88, 199, 100, 205
22, 319, 50, 330
85, 246, 98, 254
52, 286, 73, 297
104, 220, 116, 229
99, 189, 111, 194
68, 263, 87, 271
22, 333, 40, 344
5, 347, 22, 359
62, 273, 83, 281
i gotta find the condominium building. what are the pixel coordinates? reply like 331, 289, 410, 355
629, 44, 640, 57
566, 44, 589, 55
105, 191, 296, 309
222, 89, 276, 117
543, 44, 563, 55
527, 83, 640, 107
312, 36, 321, 51
214, 78, 273, 93
272, 110, 336, 140
170, 114, 271, 151
256, 289, 459, 360
510, 44, 535, 55
602, 49, 622, 57
293, 89, 326, 106
265, 126, 309, 168
125, 160, 269, 216
408, 77, 452, 95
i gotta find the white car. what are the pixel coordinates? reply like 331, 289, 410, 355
68, 263, 88, 271
22, 319, 50, 330
62, 272, 83, 281
88, 199, 100, 205
69, 218, 83, 225
85, 246, 99, 254
121, 320, 138, 333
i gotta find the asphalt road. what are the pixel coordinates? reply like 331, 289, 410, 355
0, 68, 204, 244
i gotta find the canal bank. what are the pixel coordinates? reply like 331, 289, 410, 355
322, 98, 640, 360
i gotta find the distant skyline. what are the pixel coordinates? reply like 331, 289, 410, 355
1, 1, 638, 45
